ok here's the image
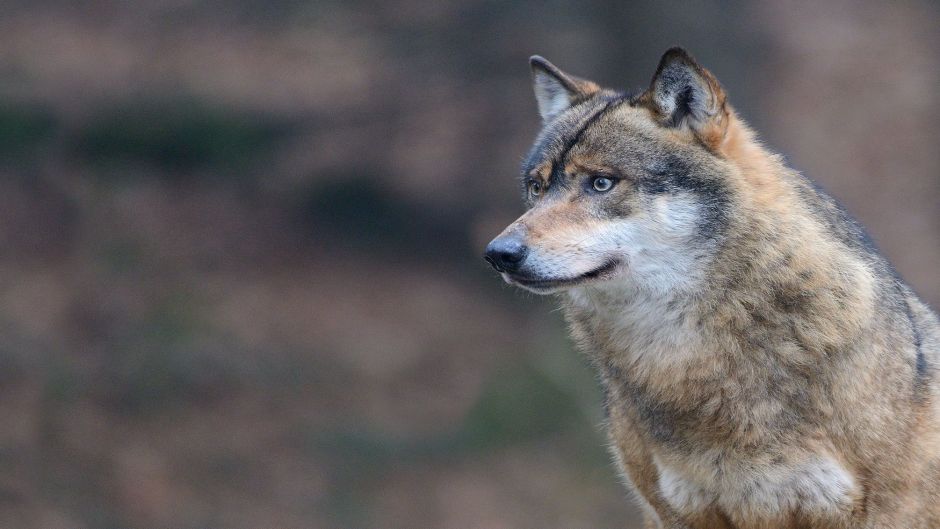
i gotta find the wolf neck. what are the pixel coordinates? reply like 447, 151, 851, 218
562, 118, 876, 413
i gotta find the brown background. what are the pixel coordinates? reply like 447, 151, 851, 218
0, 0, 936, 527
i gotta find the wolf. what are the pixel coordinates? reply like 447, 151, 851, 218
483, 48, 940, 528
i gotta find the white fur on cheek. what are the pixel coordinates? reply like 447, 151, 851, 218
519, 193, 709, 294
601, 193, 709, 294
629, 195, 704, 284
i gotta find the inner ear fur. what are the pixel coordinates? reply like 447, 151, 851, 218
530, 55, 600, 123
643, 47, 729, 151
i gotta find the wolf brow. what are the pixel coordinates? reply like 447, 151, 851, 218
550, 94, 631, 184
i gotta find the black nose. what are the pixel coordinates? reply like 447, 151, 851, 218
484, 236, 528, 273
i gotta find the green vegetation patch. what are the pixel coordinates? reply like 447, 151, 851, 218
460, 361, 586, 449
73, 98, 291, 176
0, 102, 58, 162
301, 175, 468, 259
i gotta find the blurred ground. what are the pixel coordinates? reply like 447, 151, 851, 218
0, 1, 936, 527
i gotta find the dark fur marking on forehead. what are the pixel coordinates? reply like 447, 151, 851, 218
523, 100, 598, 176
522, 93, 633, 183
552, 94, 631, 175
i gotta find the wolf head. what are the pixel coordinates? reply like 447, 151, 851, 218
484, 48, 739, 295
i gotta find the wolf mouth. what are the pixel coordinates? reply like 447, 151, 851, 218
508, 259, 622, 291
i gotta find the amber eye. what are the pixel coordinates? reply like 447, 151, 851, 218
528, 180, 542, 197
592, 176, 614, 192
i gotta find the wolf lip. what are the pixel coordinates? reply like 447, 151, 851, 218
508, 259, 621, 290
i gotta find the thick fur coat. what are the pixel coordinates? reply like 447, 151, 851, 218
484, 48, 939, 528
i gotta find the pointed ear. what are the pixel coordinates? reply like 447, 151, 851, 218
647, 47, 729, 149
530, 55, 599, 123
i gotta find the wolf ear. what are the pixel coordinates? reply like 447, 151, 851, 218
530, 56, 599, 123
647, 47, 728, 149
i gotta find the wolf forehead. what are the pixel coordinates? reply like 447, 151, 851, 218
520, 91, 714, 187
521, 93, 730, 203
521, 93, 638, 180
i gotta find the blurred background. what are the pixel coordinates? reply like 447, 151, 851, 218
0, 0, 936, 527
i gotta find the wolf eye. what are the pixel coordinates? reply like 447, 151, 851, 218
528, 180, 543, 197
592, 176, 615, 192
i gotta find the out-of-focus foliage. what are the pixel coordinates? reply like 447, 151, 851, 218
0, 1, 936, 527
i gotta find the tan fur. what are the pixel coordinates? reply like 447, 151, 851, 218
487, 49, 940, 528
572, 112, 937, 529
